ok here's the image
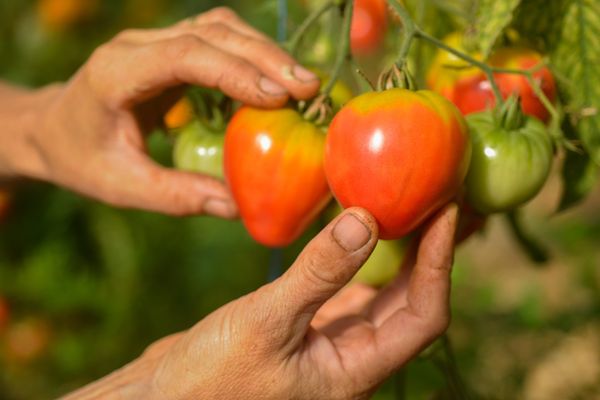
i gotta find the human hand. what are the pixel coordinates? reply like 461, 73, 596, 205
3, 7, 319, 217
64, 204, 458, 400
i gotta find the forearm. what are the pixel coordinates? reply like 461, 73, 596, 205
0, 82, 63, 180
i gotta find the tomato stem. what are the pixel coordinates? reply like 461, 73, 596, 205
285, 1, 337, 56
415, 30, 505, 107
321, 0, 354, 98
386, 0, 416, 66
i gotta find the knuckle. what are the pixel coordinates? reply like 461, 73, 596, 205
165, 34, 201, 60
199, 22, 232, 41
298, 251, 342, 288
207, 6, 238, 21
113, 28, 139, 42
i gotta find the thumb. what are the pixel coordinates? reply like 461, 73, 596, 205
264, 207, 378, 347
100, 153, 238, 218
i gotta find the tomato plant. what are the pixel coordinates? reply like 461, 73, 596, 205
465, 98, 553, 214
224, 107, 331, 247
173, 120, 224, 179
325, 88, 471, 239
427, 34, 556, 122
350, 0, 387, 55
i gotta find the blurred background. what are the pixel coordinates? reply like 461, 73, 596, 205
0, 0, 599, 399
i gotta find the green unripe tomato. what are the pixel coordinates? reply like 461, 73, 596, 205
465, 111, 552, 214
173, 120, 224, 179
352, 239, 406, 287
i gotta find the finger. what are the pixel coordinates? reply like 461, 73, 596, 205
364, 204, 458, 378
187, 23, 320, 100
88, 36, 290, 109
311, 283, 377, 330
260, 208, 378, 349
191, 7, 271, 42
96, 149, 237, 218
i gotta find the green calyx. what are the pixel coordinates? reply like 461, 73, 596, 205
495, 95, 525, 131
377, 63, 417, 91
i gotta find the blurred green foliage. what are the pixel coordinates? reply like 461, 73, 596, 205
0, 1, 599, 399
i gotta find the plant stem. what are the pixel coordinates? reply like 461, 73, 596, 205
439, 334, 471, 399
386, 0, 416, 65
415, 30, 504, 107
321, 0, 354, 98
286, 1, 336, 56
277, 0, 288, 42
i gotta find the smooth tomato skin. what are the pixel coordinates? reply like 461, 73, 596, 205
225, 107, 331, 247
351, 0, 388, 55
325, 89, 471, 239
173, 120, 224, 179
453, 48, 556, 122
465, 111, 553, 213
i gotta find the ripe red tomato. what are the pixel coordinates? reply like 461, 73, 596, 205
224, 107, 331, 247
351, 0, 388, 55
325, 88, 471, 239
427, 34, 556, 122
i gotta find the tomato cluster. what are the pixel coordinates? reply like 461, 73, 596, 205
167, 24, 555, 255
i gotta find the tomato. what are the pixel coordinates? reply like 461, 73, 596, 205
173, 120, 224, 179
353, 239, 406, 286
224, 107, 331, 247
465, 109, 553, 214
0, 297, 9, 333
351, 0, 388, 55
325, 88, 471, 239
164, 97, 194, 130
427, 34, 556, 122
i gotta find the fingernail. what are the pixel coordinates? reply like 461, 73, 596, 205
332, 213, 371, 252
292, 65, 319, 82
259, 77, 287, 95
204, 198, 237, 218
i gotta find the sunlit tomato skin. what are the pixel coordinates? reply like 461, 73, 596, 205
351, 0, 388, 55
173, 120, 224, 179
427, 34, 556, 122
465, 111, 553, 213
426, 32, 483, 101
225, 108, 331, 247
352, 239, 407, 287
325, 89, 471, 239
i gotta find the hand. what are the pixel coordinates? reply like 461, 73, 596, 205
2, 7, 319, 217
63, 204, 458, 400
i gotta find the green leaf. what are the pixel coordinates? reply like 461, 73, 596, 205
559, 118, 599, 211
551, 0, 600, 165
471, 0, 522, 57
510, 0, 572, 53
559, 149, 599, 211
505, 211, 550, 265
